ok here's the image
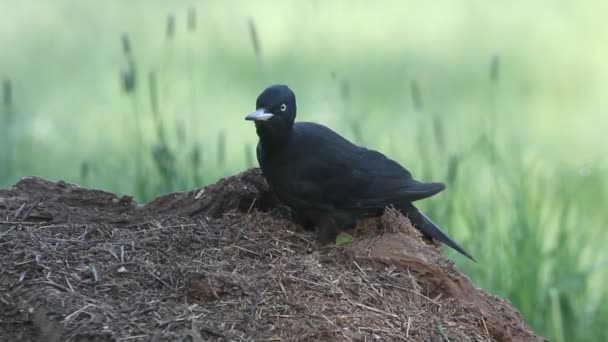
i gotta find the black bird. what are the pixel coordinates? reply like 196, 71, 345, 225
245, 84, 474, 261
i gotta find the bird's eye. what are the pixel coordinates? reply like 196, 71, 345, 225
280, 104, 287, 112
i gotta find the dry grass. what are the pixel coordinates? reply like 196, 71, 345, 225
0, 170, 543, 341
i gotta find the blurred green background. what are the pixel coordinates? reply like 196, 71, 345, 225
1, 1, 606, 340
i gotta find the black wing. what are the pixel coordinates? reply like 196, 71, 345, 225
284, 123, 444, 211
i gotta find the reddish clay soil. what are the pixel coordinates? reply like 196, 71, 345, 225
0, 169, 548, 341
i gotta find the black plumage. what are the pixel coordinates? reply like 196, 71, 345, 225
245, 84, 474, 261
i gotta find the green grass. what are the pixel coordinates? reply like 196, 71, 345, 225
1, 1, 607, 340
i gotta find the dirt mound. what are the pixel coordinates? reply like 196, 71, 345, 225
0, 169, 547, 341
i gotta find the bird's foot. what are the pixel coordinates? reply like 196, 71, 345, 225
315, 222, 340, 246
270, 204, 295, 220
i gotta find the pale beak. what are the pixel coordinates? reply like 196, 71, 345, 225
245, 108, 274, 121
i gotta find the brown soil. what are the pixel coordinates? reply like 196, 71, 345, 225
0, 169, 548, 342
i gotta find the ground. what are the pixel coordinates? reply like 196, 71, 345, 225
0, 169, 547, 341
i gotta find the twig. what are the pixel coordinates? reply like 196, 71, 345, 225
117, 335, 149, 341
250, 290, 262, 318
148, 271, 171, 288
353, 261, 369, 282
481, 315, 490, 337
354, 302, 399, 318
64, 275, 74, 292
384, 283, 441, 306
246, 198, 257, 214
233, 245, 260, 256
19, 198, 42, 222
286, 275, 326, 287
63, 303, 94, 322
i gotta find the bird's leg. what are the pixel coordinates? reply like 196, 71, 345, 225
315, 216, 341, 245
270, 204, 295, 220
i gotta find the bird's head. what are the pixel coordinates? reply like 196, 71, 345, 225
245, 84, 297, 135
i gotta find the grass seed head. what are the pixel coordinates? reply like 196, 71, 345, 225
166, 14, 176, 39
187, 7, 197, 32
2, 78, 12, 109
248, 18, 261, 59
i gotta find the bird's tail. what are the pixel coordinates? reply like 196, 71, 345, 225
400, 203, 476, 262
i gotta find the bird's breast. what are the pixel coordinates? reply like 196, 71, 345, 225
259, 152, 301, 198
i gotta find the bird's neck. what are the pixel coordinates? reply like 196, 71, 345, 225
255, 122, 291, 153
